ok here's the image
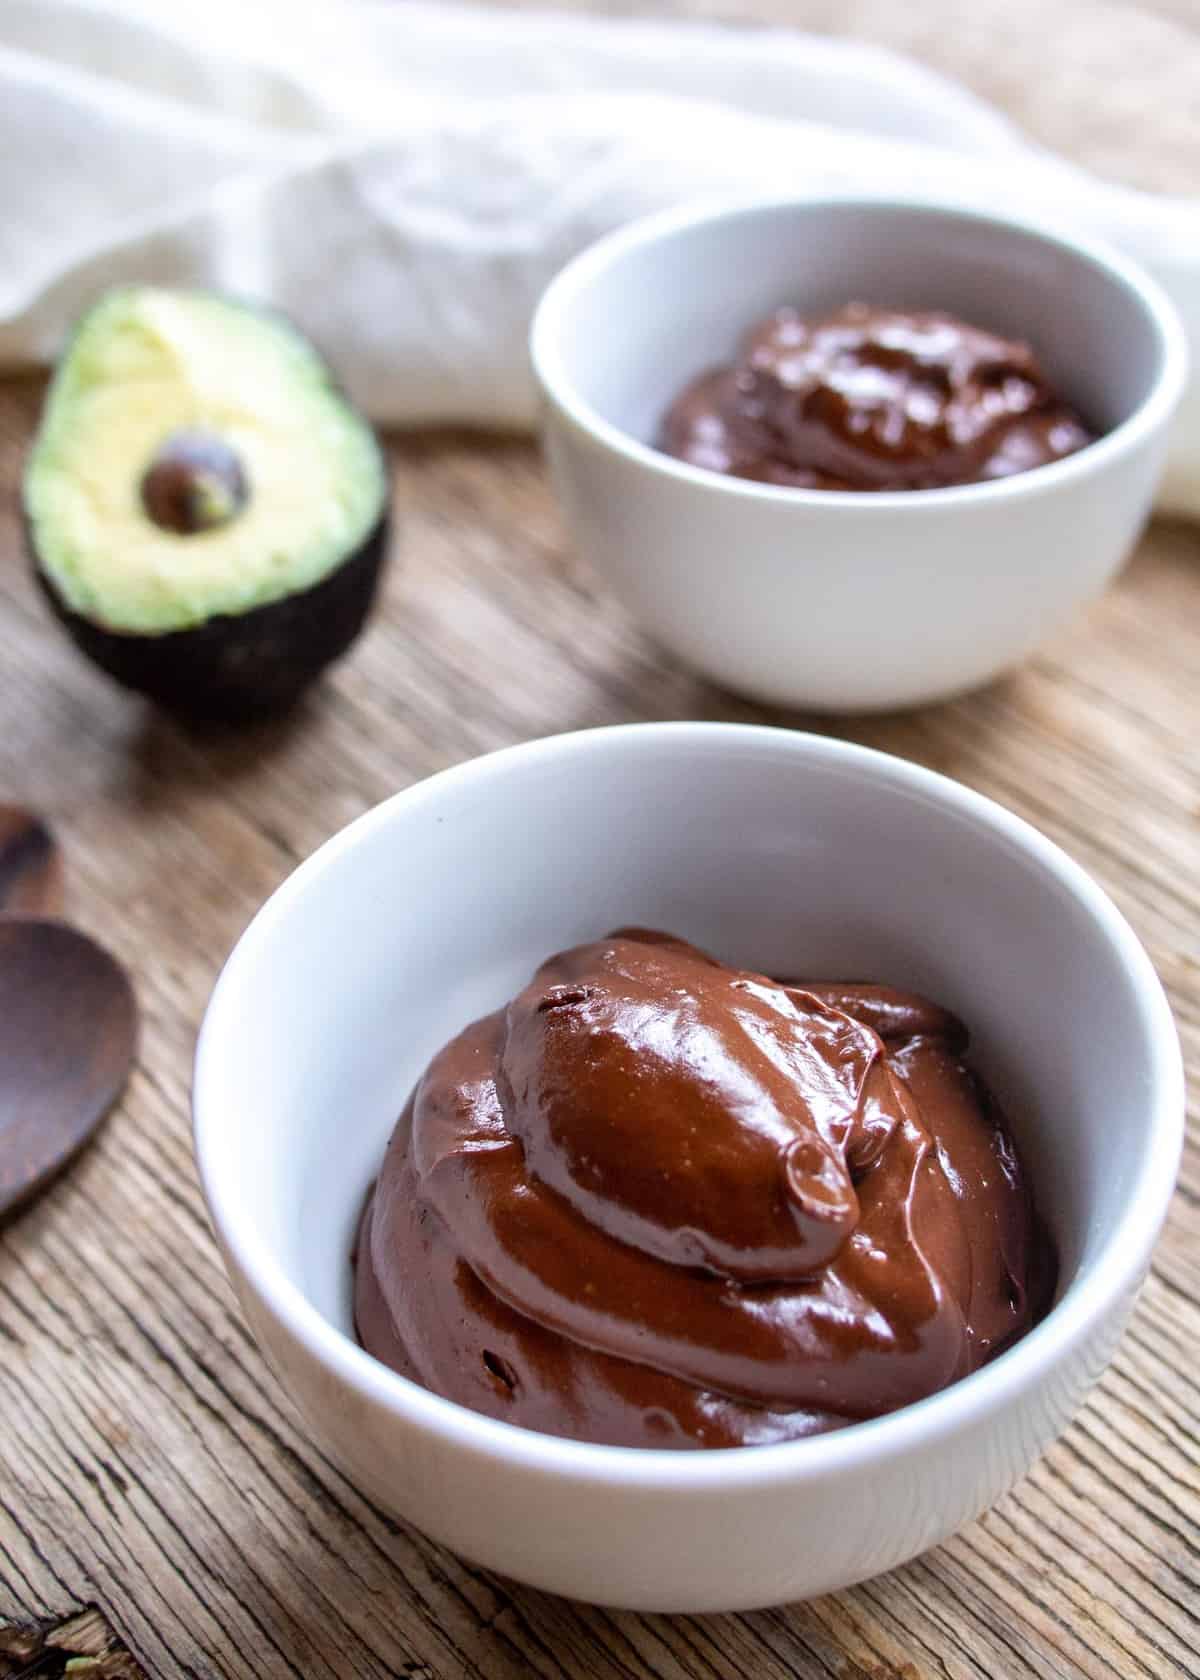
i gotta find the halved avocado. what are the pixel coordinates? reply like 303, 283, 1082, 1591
24, 288, 390, 718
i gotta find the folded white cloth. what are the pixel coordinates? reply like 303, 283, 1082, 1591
3, 0, 1197, 513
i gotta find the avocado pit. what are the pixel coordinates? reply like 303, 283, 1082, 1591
140, 429, 249, 536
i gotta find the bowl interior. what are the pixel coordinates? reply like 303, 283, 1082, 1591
199, 728, 1172, 1385
539, 200, 1167, 459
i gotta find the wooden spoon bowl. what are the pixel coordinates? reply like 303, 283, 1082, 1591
0, 917, 138, 1220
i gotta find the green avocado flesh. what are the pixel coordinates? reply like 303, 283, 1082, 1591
25, 288, 387, 635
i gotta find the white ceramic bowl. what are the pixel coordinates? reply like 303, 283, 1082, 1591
530, 198, 1187, 712
194, 724, 1182, 1612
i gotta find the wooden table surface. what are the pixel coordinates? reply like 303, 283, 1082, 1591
1, 5, 1198, 1677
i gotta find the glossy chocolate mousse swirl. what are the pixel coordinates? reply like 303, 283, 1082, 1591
355, 931, 1047, 1449
660, 303, 1094, 491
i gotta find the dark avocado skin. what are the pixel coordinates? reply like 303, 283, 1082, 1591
30, 508, 390, 721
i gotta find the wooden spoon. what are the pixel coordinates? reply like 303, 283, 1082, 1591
0, 804, 63, 915
0, 918, 137, 1221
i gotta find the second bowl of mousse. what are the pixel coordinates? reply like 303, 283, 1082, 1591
531, 197, 1186, 711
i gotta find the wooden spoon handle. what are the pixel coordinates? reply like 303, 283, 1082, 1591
0, 804, 63, 916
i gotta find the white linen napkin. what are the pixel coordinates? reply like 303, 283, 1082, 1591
2, 0, 1197, 514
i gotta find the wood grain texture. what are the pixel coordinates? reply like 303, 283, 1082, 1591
0, 2, 1198, 1673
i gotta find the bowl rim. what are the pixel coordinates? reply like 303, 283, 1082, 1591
194, 722, 1184, 1491
529, 192, 1189, 512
